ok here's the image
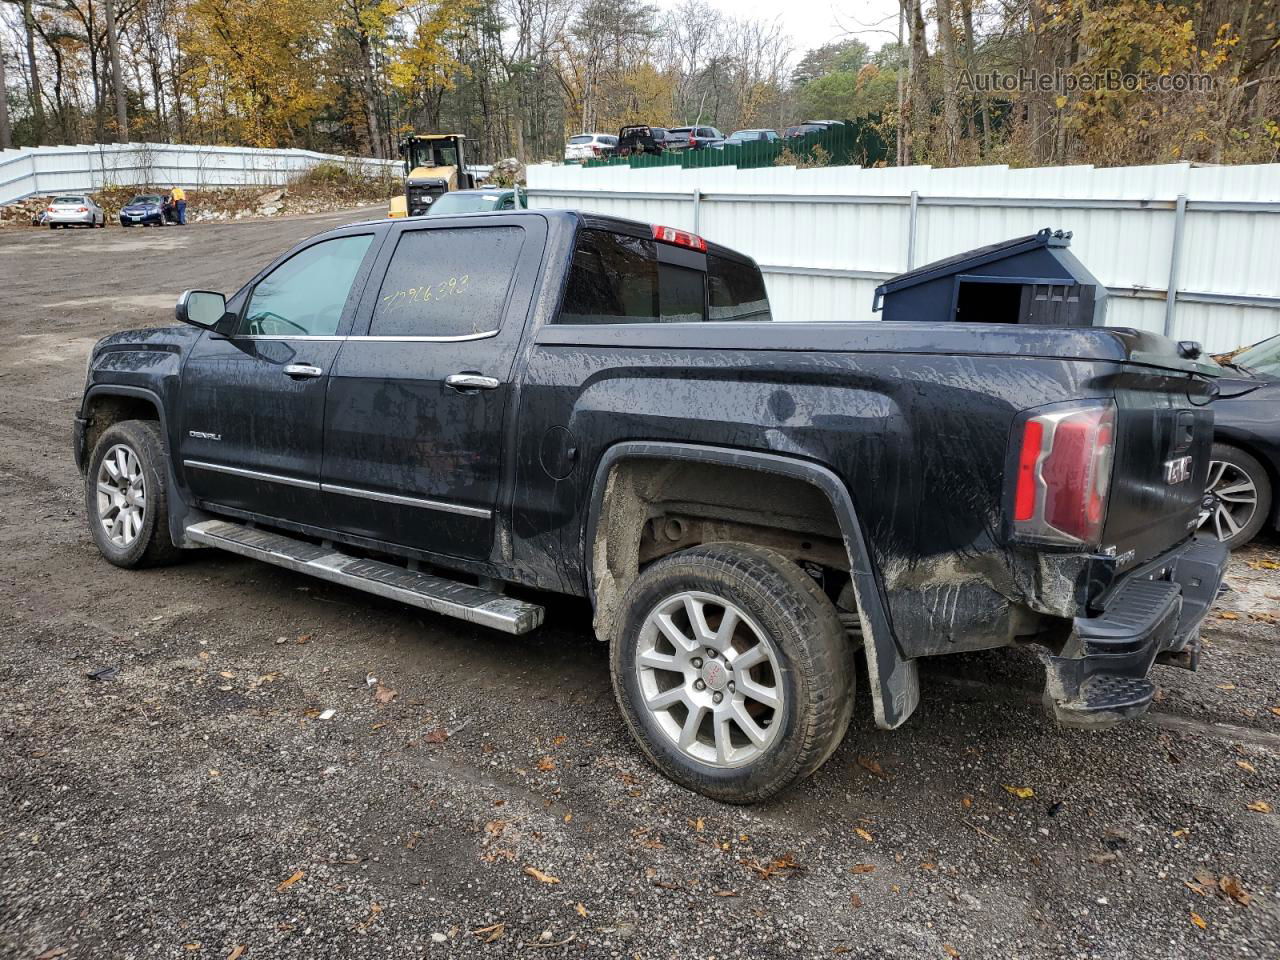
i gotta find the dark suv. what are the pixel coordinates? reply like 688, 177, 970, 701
667, 126, 725, 150
615, 126, 670, 157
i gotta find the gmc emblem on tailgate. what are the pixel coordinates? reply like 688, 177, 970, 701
1164, 455, 1193, 485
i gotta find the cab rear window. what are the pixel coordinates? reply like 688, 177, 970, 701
557, 229, 770, 324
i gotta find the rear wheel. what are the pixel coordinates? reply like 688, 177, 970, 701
611, 543, 854, 803
85, 420, 181, 568
1200, 443, 1272, 548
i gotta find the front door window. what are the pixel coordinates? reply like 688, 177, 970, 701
240, 235, 373, 337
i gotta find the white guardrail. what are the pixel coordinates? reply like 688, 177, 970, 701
0, 141, 495, 207
526, 160, 1280, 353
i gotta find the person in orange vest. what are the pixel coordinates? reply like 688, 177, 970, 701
170, 185, 187, 225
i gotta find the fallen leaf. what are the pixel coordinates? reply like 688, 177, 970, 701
563, 813, 572, 823
1003, 785, 1034, 799
857, 756, 887, 778
854, 828, 874, 843
219, 670, 236, 679
653, 879, 681, 890
355, 903, 381, 931
472, 922, 505, 943
850, 864, 876, 874
943, 945, 960, 958
1217, 684, 1236, 691
849, 893, 863, 908
1090, 851, 1118, 865
296, 634, 311, 644
1270, 707, 1280, 718
373, 683, 397, 705
694, 817, 705, 832
208, 769, 221, 778
961, 794, 973, 810
1190, 911, 1207, 930
536, 756, 556, 772
712, 889, 739, 897
276, 869, 305, 892
551, 735, 567, 746
227, 946, 247, 960
920, 861, 937, 871
1218, 611, 1239, 620
423, 727, 449, 744
740, 852, 803, 879
574, 903, 588, 917
485, 819, 507, 836
1237, 760, 1257, 773
1246, 801, 1272, 813
523, 866, 560, 884
1218, 874, 1252, 907
34, 951, 69, 960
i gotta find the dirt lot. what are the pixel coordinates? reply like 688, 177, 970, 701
1, 210, 1278, 960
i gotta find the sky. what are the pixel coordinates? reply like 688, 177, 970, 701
651, 0, 903, 60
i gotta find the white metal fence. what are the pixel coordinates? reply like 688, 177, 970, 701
0, 142, 404, 207
526, 160, 1280, 353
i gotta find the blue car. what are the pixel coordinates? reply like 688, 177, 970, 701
119, 194, 171, 227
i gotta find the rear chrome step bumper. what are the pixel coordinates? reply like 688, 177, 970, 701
185, 519, 544, 635
1045, 535, 1228, 728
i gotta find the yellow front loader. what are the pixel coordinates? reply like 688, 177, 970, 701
388, 133, 477, 218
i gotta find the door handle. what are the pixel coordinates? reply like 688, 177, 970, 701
283, 363, 323, 379
445, 373, 501, 392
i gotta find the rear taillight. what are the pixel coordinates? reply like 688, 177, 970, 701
689, 136, 698, 147
1011, 400, 1116, 546
592, 145, 601, 155
47, 206, 55, 213
77, 206, 89, 212
652, 224, 707, 251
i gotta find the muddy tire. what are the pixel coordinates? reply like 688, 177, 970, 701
85, 419, 181, 569
610, 542, 854, 803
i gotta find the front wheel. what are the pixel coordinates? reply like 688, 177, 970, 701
611, 543, 854, 803
1200, 443, 1272, 549
85, 420, 181, 568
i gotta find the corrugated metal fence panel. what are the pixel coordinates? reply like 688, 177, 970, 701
0, 142, 403, 206
527, 160, 1280, 351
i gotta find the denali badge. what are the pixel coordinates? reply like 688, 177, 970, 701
189, 430, 222, 441
1164, 455, 1193, 485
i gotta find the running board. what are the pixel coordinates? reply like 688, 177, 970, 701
185, 519, 543, 634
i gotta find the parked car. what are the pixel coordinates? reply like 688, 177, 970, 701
564, 133, 619, 162
615, 125, 670, 157
783, 120, 842, 138
718, 129, 781, 148
46, 194, 106, 229
76, 212, 1226, 803
1201, 334, 1280, 548
667, 126, 725, 150
119, 194, 170, 227
421, 188, 526, 215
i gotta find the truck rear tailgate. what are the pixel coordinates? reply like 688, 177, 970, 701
1102, 367, 1215, 568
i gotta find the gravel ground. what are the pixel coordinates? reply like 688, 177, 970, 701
1, 210, 1278, 960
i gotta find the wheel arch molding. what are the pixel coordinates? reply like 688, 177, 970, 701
582, 440, 920, 730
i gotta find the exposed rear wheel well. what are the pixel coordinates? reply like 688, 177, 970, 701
83, 394, 162, 465
589, 457, 850, 638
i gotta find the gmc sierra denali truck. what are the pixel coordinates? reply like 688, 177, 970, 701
75, 210, 1228, 803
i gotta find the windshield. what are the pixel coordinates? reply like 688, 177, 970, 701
53, 196, 85, 204
130, 195, 162, 205
427, 192, 507, 215
1228, 335, 1280, 378
569, 135, 592, 144
406, 140, 459, 173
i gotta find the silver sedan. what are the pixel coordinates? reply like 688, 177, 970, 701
46, 194, 106, 229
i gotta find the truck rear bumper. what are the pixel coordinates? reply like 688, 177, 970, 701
1045, 535, 1228, 727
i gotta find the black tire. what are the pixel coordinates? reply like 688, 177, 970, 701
611, 542, 854, 803
85, 419, 181, 568
1202, 443, 1273, 549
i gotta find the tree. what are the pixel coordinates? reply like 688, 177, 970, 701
0, 30, 12, 147
103, 0, 129, 141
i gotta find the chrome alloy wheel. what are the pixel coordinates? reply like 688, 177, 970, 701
634, 590, 784, 768
96, 443, 147, 547
1199, 459, 1259, 543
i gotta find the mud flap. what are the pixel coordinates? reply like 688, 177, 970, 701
850, 579, 920, 729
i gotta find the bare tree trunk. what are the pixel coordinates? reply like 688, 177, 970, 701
958, 0, 989, 155
906, 0, 928, 164
0, 33, 12, 148
21, 0, 45, 143
103, 0, 130, 141
896, 0, 906, 165
357, 31, 384, 158
934, 0, 962, 164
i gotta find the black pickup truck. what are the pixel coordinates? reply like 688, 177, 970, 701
75, 210, 1228, 803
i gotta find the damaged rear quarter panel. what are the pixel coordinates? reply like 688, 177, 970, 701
513, 327, 1114, 659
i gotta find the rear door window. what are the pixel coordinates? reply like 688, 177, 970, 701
368, 225, 524, 338
558, 229, 768, 324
